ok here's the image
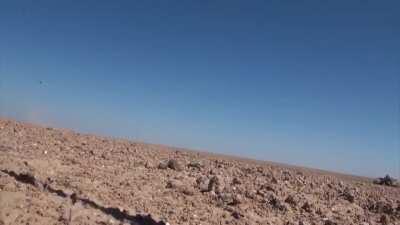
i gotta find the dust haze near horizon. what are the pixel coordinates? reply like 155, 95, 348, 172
0, 1, 399, 178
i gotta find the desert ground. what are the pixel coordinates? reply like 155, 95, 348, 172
0, 118, 399, 225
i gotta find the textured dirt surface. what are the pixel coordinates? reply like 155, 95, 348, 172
0, 118, 399, 225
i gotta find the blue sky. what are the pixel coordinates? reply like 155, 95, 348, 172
0, 1, 399, 178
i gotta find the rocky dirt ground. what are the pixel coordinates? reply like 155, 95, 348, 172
0, 118, 399, 225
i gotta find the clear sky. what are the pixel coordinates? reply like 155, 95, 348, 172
1, 1, 399, 178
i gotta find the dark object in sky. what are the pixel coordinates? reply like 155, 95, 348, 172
38, 80, 48, 86
373, 175, 398, 187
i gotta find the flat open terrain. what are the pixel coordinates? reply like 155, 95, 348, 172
0, 118, 399, 225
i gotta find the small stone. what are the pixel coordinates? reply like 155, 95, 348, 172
219, 193, 234, 204
60, 209, 71, 223
166, 179, 194, 196
285, 195, 297, 206
63, 189, 75, 198
166, 180, 181, 189
342, 188, 355, 203
181, 187, 195, 196
231, 210, 241, 219
158, 160, 169, 169
208, 176, 222, 193
268, 193, 287, 211
299, 221, 310, 225
323, 219, 337, 225
188, 160, 203, 169
380, 214, 389, 225
232, 177, 241, 185
369, 201, 395, 214
145, 161, 154, 169
196, 177, 211, 192
232, 194, 243, 205
167, 159, 183, 171
301, 201, 312, 213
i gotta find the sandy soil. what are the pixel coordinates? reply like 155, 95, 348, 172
0, 118, 399, 225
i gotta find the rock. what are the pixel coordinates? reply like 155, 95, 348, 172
166, 179, 181, 189
167, 159, 183, 171
196, 177, 211, 192
323, 219, 337, 225
341, 188, 355, 203
158, 160, 169, 169
261, 184, 275, 192
63, 189, 75, 198
158, 159, 183, 171
380, 214, 389, 225
231, 210, 241, 219
268, 193, 287, 211
208, 176, 223, 193
181, 187, 195, 196
232, 194, 243, 205
59, 205, 71, 224
145, 161, 154, 169
219, 192, 234, 204
299, 221, 310, 225
245, 189, 257, 200
284, 195, 297, 207
282, 170, 292, 181
232, 177, 241, 185
301, 201, 312, 213
188, 160, 203, 169
369, 201, 395, 215
218, 192, 242, 205
166, 179, 194, 196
